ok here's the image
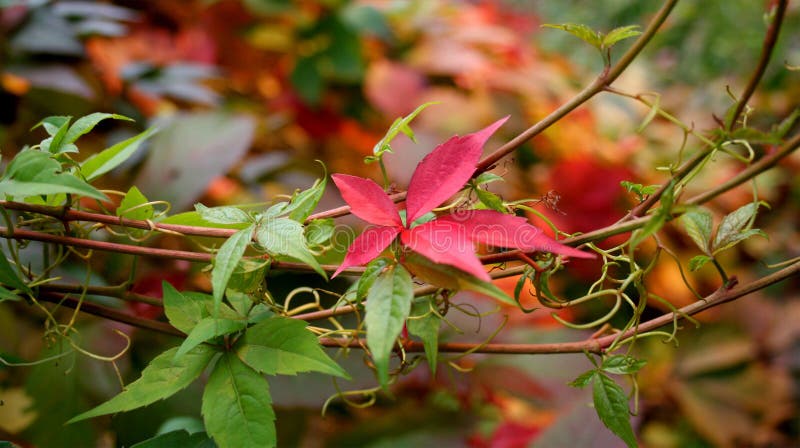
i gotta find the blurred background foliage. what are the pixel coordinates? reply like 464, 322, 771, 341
0, 0, 798, 447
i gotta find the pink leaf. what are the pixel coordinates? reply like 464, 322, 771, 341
331, 174, 402, 226
438, 210, 595, 258
332, 225, 401, 278
405, 117, 509, 223
401, 220, 490, 281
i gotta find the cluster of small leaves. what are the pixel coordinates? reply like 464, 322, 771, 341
542, 23, 641, 63
681, 201, 768, 273
570, 355, 647, 448
620, 180, 659, 202
68, 283, 349, 448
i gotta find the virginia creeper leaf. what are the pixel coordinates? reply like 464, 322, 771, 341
474, 188, 505, 212
356, 257, 391, 301
371, 102, 437, 159
287, 172, 326, 222
117, 186, 153, 222
195, 203, 251, 225
333, 226, 399, 278
162, 282, 204, 334
407, 296, 440, 374
689, 255, 713, 272
63, 113, 133, 147
236, 316, 349, 378
37, 116, 71, 153
160, 211, 250, 230
81, 127, 157, 181
202, 353, 276, 448
255, 218, 325, 278
211, 226, 253, 315
601, 355, 647, 375
681, 207, 713, 253
305, 218, 335, 246
175, 317, 246, 360
712, 202, 763, 254
403, 252, 516, 306
365, 264, 413, 388
68, 345, 216, 423
568, 370, 596, 388
0, 249, 32, 294
0, 150, 107, 200
542, 23, 602, 49
405, 117, 508, 223
331, 174, 401, 226
602, 25, 641, 48
473, 172, 504, 185
401, 219, 489, 281
592, 373, 637, 448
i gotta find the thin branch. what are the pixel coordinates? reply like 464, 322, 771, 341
726, 0, 788, 131
40, 260, 800, 355
39, 284, 162, 306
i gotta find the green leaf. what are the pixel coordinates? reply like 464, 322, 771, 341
592, 373, 637, 448
162, 282, 205, 334
175, 317, 246, 360
474, 173, 504, 185
211, 226, 254, 316
160, 211, 250, 230
688, 255, 713, 272
771, 108, 799, 139
713, 228, 767, 255
602, 25, 642, 48
630, 180, 674, 249
254, 217, 325, 278
370, 102, 437, 160
236, 316, 349, 378
636, 94, 660, 133
712, 202, 764, 254
130, 430, 214, 448
228, 259, 269, 294
601, 355, 647, 375
195, 203, 251, 225
474, 188, 506, 212
620, 181, 659, 200
403, 252, 516, 306
287, 168, 326, 222
68, 345, 216, 423
63, 113, 133, 147
357, 257, 391, 301
407, 296, 440, 374
681, 207, 713, 253
118, 186, 153, 221
305, 218, 335, 246
0, 248, 31, 294
365, 264, 413, 388
290, 56, 323, 105
202, 353, 276, 448
81, 127, 157, 181
0, 285, 22, 302
37, 116, 71, 153
542, 23, 602, 50
568, 370, 596, 388
0, 150, 107, 201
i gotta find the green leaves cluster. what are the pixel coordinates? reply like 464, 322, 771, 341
70, 283, 349, 448
543, 23, 641, 63
570, 355, 647, 448
681, 202, 767, 272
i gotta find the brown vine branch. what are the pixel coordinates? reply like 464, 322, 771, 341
725, 0, 788, 131
39, 260, 800, 355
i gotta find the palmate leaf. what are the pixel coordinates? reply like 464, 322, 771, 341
712, 202, 765, 254
365, 264, 413, 388
405, 117, 508, 223
681, 207, 713, 253
236, 316, 349, 378
162, 282, 205, 334
286, 167, 326, 222
202, 353, 276, 448
601, 355, 647, 375
195, 203, 251, 225
401, 219, 490, 281
68, 345, 216, 423
174, 317, 247, 360
333, 226, 399, 278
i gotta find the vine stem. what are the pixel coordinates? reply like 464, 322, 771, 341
725, 0, 788, 131
39, 260, 800, 355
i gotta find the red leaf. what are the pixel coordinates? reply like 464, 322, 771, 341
331, 174, 402, 226
439, 210, 594, 259
333, 225, 401, 278
405, 117, 509, 223
401, 220, 490, 281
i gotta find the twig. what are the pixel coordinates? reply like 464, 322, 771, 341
725, 0, 788, 131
